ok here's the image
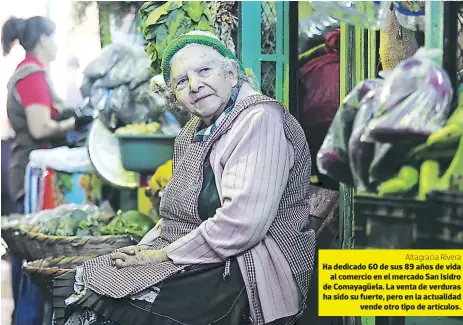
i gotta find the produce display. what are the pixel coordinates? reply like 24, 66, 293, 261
317, 48, 461, 199
115, 122, 162, 135
317, 78, 384, 187
363, 50, 453, 146
11, 205, 155, 241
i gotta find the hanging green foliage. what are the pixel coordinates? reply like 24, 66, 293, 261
208, 1, 238, 55
139, 1, 215, 75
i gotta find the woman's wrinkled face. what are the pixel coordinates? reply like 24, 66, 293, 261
170, 44, 238, 124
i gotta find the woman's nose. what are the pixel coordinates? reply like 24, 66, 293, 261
189, 76, 203, 93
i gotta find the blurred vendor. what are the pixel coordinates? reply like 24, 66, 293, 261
1, 15, 90, 325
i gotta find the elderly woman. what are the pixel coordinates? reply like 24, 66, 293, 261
54, 31, 316, 325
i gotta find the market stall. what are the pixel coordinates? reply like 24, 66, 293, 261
0, 2, 375, 325
310, 2, 463, 325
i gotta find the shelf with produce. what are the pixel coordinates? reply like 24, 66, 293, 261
317, 47, 463, 249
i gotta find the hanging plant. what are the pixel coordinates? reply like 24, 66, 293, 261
208, 1, 238, 55
139, 1, 216, 75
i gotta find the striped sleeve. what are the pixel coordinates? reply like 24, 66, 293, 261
164, 106, 291, 264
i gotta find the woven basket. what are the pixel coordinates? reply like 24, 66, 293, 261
2, 227, 29, 258
1, 226, 136, 261
24, 255, 95, 303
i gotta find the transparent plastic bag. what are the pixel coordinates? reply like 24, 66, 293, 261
369, 142, 411, 184
83, 43, 133, 79
299, 12, 339, 40
90, 85, 133, 125
310, 1, 391, 30
3, 204, 113, 236
394, 1, 425, 31
132, 83, 166, 122
364, 48, 453, 146
317, 79, 383, 185
348, 87, 383, 191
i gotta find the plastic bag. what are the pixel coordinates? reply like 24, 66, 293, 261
80, 76, 95, 98
364, 48, 453, 146
369, 143, 410, 184
132, 83, 166, 121
90, 84, 133, 124
317, 79, 384, 185
348, 87, 383, 191
299, 12, 339, 40
98, 55, 152, 89
310, 1, 391, 30
2, 203, 111, 229
394, 1, 425, 31
129, 56, 154, 90
83, 43, 133, 79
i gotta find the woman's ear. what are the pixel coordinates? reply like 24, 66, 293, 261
228, 60, 239, 86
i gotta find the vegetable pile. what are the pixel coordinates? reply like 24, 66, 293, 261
16, 207, 154, 241
115, 122, 162, 135
317, 48, 463, 199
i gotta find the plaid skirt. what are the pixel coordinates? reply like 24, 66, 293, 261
53, 258, 250, 325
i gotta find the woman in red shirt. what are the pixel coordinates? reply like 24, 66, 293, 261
2, 16, 81, 325
2, 16, 77, 204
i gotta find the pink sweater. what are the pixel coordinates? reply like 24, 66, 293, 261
163, 84, 301, 322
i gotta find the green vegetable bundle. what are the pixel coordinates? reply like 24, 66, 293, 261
100, 210, 155, 241
19, 209, 154, 240
139, 1, 215, 74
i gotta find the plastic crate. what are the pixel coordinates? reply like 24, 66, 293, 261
353, 195, 429, 248
423, 191, 463, 249
355, 193, 463, 249
116, 134, 175, 173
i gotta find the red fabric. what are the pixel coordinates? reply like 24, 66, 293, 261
41, 169, 56, 210
299, 29, 341, 176
300, 29, 341, 127
15, 54, 59, 119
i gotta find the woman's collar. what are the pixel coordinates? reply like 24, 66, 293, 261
235, 82, 258, 103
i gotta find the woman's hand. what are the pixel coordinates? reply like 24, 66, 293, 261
110, 246, 169, 269
110, 245, 147, 268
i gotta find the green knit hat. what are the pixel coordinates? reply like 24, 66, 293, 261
161, 32, 245, 84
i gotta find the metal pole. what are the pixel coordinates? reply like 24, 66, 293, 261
442, 1, 459, 104
288, 1, 299, 119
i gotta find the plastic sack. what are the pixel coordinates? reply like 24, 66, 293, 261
299, 12, 339, 40
317, 78, 384, 185
310, 1, 391, 30
364, 48, 453, 146
129, 56, 154, 90
348, 87, 383, 191
80, 76, 95, 98
90, 84, 133, 124
98, 55, 152, 89
394, 1, 425, 31
83, 43, 133, 79
2, 203, 110, 229
369, 142, 410, 184
132, 83, 166, 122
